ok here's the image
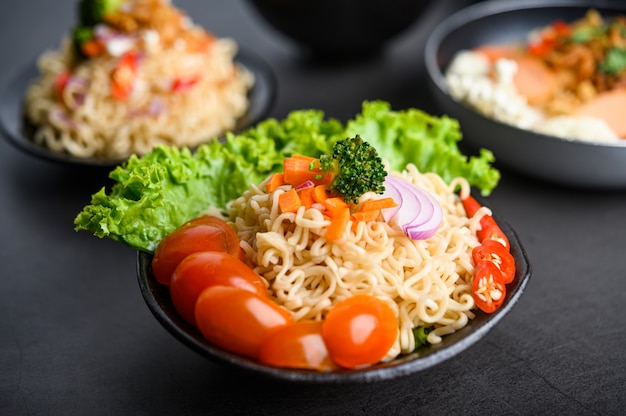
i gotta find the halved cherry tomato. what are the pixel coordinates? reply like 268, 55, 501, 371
322, 294, 397, 369
472, 240, 516, 284
258, 321, 337, 371
472, 261, 506, 313
111, 51, 138, 100
170, 251, 268, 326
195, 286, 293, 359
151, 216, 243, 286
477, 215, 510, 251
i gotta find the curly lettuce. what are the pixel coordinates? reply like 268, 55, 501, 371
74, 101, 499, 253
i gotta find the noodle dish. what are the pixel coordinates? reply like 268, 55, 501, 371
23, 0, 254, 161
75, 101, 530, 379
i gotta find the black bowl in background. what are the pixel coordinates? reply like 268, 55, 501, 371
424, 0, 626, 189
244, 0, 436, 60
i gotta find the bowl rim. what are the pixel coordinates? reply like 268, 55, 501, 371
424, 0, 626, 149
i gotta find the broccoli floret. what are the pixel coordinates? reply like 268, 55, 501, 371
315, 135, 387, 204
78, 0, 124, 27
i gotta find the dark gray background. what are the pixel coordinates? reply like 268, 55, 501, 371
1, 1, 624, 415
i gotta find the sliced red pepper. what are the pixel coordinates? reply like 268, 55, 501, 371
472, 261, 506, 313
472, 240, 515, 284
461, 194, 510, 251
477, 215, 510, 252
171, 75, 202, 93
111, 51, 138, 101
54, 71, 71, 101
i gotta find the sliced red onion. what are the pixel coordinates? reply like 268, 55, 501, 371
295, 180, 315, 191
382, 175, 443, 240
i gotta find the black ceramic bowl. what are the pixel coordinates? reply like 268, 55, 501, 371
137, 200, 531, 384
425, 0, 626, 188
244, 0, 436, 59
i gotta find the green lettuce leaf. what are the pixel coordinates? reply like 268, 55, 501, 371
74, 101, 499, 253
344, 101, 500, 195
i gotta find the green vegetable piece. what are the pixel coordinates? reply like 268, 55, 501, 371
317, 135, 387, 204
412, 326, 433, 350
78, 0, 124, 26
600, 47, 626, 75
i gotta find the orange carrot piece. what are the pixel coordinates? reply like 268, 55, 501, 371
313, 184, 330, 204
283, 157, 317, 186
573, 88, 626, 138
325, 206, 350, 241
278, 189, 302, 213
351, 209, 381, 223
358, 197, 398, 212
512, 56, 557, 105
290, 154, 317, 162
81, 40, 104, 57
299, 186, 315, 209
266, 172, 286, 193
323, 197, 349, 214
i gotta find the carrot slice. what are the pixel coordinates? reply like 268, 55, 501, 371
358, 198, 398, 212
351, 209, 381, 223
283, 157, 316, 186
299, 186, 315, 209
266, 173, 286, 193
278, 189, 302, 213
512, 56, 557, 105
573, 88, 626, 138
313, 184, 330, 204
325, 206, 350, 241
290, 154, 316, 162
323, 197, 349, 214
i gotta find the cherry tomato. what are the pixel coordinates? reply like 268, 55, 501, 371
151, 216, 243, 286
477, 215, 510, 251
258, 321, 337, 371
472, 261, 506, 313
195, 286, 293, 359
472, 240, 516, 284
170, 251, 268, 326
322, 294, 397, 369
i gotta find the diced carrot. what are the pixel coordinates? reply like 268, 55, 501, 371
351, 209, 381, 223
325, 206, 350, 241
299, 186, 315, 209
266, 172, 285, 193
283, 157, 318, 186
278, 189, 302, 213
313, 184, 330, 204
512, 56, 557, 105
474, 44, 519, 62
81, 40, 104, 57
573, 88, 626, 138
323, 196, 349, 214
358, 197, 398, 212
290, 154, 317, 162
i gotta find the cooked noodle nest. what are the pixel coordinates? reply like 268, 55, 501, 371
225, 164, 483, 361
24, 37, 253, 159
